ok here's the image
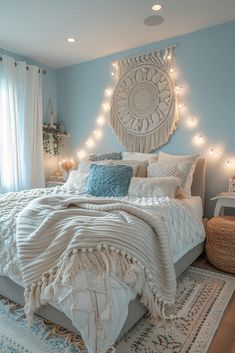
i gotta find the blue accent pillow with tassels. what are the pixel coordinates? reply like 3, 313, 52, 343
86, 164, 133, 197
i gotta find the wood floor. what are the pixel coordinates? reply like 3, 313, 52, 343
192, 254, 235, 353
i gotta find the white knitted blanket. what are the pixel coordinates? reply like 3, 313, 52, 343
16, 194, 176, 323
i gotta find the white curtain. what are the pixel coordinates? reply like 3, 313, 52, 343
0, 55, 45, 193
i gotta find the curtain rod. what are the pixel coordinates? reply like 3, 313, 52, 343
0, 56, 47, 74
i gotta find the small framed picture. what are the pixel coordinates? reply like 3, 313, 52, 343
228, 177, 235, 193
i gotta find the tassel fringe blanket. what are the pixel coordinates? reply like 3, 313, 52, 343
16, 195, 176, 318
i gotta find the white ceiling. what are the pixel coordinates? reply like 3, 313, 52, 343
1, 0, 235, 69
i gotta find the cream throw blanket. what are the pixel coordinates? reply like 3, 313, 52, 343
16, 195, 176, 323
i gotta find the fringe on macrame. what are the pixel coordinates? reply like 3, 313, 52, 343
109, 104, 179, 153
24, 244, 175, 326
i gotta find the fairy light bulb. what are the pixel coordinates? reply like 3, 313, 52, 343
209, 148, 215, 156
86, 138, 95, 149
104, 88, 113, 97
186, 116, 198, 129
226, 160, 231, 168
102, 102, 110, 112
93, 129, 103, 140
97, 115, 105, 126
178, 103, 185, 109
175, 86, 181, 94
77, 149, 87, 160
167, 55, 172, 60
193, 134, 204, 146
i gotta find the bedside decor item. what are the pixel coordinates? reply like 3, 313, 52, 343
110, 47, 178, 152
206, 216, 235, 274
228, 175, 235, 193
61, 159, 75, 181
211, 192, 235, 216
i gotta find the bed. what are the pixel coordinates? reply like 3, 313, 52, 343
0, 158, 206, 353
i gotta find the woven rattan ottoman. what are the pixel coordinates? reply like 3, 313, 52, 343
206, 216, 235, 274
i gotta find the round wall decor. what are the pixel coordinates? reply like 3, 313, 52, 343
110, 48, 178, 152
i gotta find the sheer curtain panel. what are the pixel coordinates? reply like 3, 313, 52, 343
0, 55, 45, 193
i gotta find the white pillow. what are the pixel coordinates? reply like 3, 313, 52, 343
128, 176, 180, 198
157, 152, 199, 195
110, 160, 148, 177
77, 160, 111, 174
147, 162, 179, 178
63, 170, 88, 192
122, 152, 158, 162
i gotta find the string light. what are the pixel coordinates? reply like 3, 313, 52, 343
225, 160, 235, 168
86, 138, 95, 149
175, 86, 181, 94
208, 148, 223, 157
105, 88, 113, 97
76, 60, 118, 161
209, 148, 215, 156
96, 115, 105, 126
77, 149, 87, 160
102, 102, 110, 112
178, 103, 186, 109
193, 134, 204, 146
93, 129, 103, 139
186, 116, 198, 128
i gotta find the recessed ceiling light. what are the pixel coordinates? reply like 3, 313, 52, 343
66, 37, 76, 43
152, 4, 162, 11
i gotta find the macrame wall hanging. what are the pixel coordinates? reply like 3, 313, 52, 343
110, 47, 178, 152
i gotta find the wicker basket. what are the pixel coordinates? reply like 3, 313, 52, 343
206, 216, 235, 274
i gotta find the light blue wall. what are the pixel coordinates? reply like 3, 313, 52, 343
0, 48, 57, 122
57, 20, 235, 216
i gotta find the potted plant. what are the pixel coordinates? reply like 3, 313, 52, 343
42, 124, 64, 157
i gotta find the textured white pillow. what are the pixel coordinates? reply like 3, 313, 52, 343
110, 160, 148, 177
128, 176, 180, 198
147, 161, 194, 196
157, 152, 199, 195
122, 152, 158, 162
63, 170, 88, 192
147, 162, 179, 178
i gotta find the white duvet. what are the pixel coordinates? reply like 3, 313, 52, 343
0, 187, 205, 353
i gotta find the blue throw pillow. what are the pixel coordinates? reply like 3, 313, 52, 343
86, 164, 133, 197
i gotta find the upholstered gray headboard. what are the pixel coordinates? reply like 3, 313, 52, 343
191, 158, 206, 206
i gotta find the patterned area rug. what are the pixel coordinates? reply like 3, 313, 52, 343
0, 267, 234, 353
116, 267, 235, 353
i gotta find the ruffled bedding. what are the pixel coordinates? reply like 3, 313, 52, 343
0, 187, 205, 353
